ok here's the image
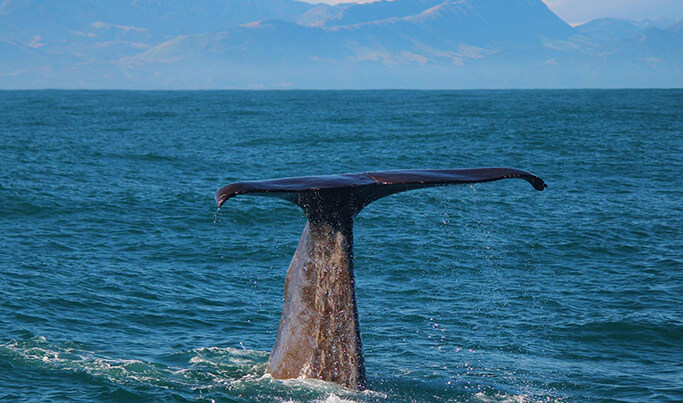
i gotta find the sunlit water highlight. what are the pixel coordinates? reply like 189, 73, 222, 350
0, 90, 681, 402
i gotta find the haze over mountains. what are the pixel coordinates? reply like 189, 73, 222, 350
1, 0, 681, 88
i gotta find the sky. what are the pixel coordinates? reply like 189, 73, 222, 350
302, 0, 683, 25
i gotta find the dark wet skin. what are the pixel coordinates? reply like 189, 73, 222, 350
215, 168, 546, 390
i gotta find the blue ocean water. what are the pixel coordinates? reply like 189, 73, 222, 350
0, 90, 681, 402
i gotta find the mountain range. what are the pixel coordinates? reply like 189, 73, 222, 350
0, 0, 681, 88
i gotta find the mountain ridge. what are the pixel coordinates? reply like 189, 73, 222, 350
0, 0, 681, 88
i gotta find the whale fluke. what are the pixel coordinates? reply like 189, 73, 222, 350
216, 168, 546, 213
215, 168, 546, 390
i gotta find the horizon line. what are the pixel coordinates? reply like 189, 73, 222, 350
1, 87, 681, 91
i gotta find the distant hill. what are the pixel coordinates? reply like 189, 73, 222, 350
668, 20, 683, 35
575, 17, 678, 41
0, 0, 312, 39
298, 0, 445, 27
0, 0, 681, 88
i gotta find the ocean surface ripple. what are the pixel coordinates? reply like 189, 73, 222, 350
0, 90, 681, 402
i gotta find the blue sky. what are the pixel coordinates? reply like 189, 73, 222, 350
304, 0, 683, 25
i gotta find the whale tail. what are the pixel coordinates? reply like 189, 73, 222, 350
216, 168, 546, 219
215, 168, 546, 390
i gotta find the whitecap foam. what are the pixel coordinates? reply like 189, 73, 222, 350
0, 336, 390, 402
473, 391, 563, 403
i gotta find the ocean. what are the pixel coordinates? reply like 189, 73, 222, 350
0, 90, 680, 402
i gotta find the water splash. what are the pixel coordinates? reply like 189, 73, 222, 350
0, 336, 383, 402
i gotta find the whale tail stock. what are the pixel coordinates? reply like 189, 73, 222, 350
215, 168, 546, 390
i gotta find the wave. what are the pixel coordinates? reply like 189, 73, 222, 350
0, 336, 559, 402
0, 336, 376, 402
0, 337, 262, 390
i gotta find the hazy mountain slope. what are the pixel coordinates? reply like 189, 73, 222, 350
0, 40, 43, 72
0, 0, 314, 43
575, 18, 646, 42
575, 17, 678, 42
298, 0, 443, 27
665, 19, 683, 34
129, 20, 351, 65
0, 0, 680, 88
391, 0, 573, 44
603, 27, 683, 61
297, 0, 576, 68
314, 0, 573, 43
127, 0, 575, 73
0, 0, 317, 82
